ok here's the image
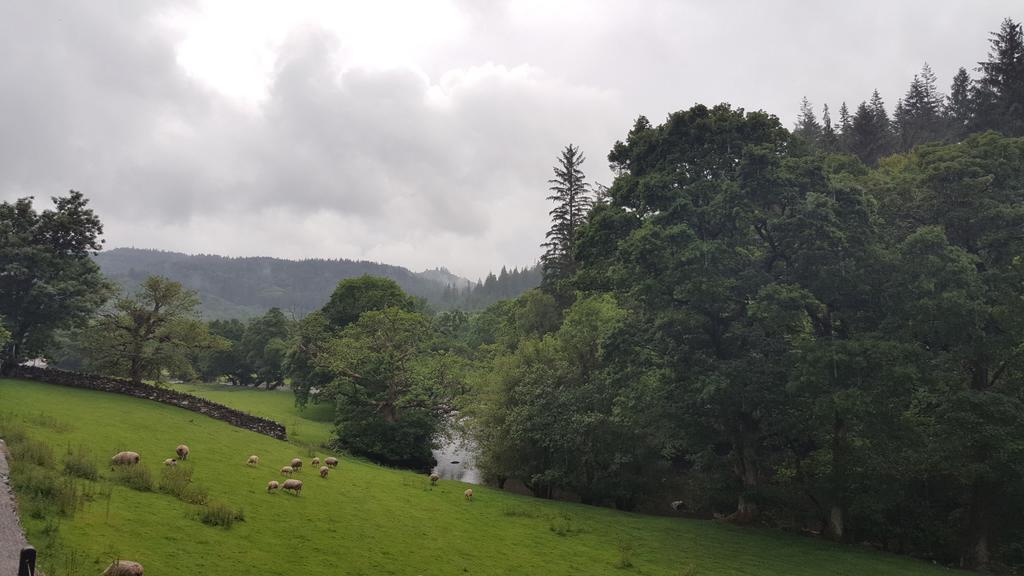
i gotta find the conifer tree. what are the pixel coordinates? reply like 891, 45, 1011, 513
794, 96, 823, 147
820, 103, 838, 152
541, 144, 591, 291
947, 66, 974, 139
974, 17, 1024, 135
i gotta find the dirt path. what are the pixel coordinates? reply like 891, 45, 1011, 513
0, 439, 30, 575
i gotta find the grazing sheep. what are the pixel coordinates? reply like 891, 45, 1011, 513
280, 466, 293, 476
175, 444, 190, 460
163, 458, 177, 467
267, 480, 280, 493
102, 560, 144, 575
464, 488, 474, 501
111, 451, 141, 466
282, 478, 303, 495
430, 472, 439, 486
290, 457, 303, 470
311, 457, 320, 467
319, 466, 329, 478
324, 456, 339, 468
247, 455, 260, 466
670, 500, 685, 512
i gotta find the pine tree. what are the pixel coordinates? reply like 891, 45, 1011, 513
794, 96, 823, 147
541, 144, 591, 290
974, 17, 1024, 135
896, 63, 945, 150
849, 92, 893, 165
947, 67, 974, 139
820, 103, 838, 152
838, 102, 853, 152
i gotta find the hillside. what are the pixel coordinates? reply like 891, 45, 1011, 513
1, 378, 950, 576
93, 248, 473, 319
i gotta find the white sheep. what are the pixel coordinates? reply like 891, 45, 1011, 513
324, 456, 339, 468
247, 455, 260, 466
430, 472, 440, 486
267, 480, 280, 493
175, 444, 190, 460
111, 451, 140, 466
163, 458, 177, 467
102, 560, 144, 575
464, 488, 474, 501
311, 457, 320, 467
319, 466, 329, 478
282, 478, 303, 495
280, 466, 293, 476
290, 457, 303, 470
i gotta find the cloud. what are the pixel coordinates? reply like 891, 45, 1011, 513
0, 0, 1019, 278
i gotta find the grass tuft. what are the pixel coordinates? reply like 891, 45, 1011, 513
158, 464, 208, 505
63, 445, 99, 480
200, 500, 244, 528
111, 464, 153, 492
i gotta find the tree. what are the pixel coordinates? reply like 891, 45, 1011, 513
848, 91, 893, 164
318, 307, 462, 468
0, 320, 9, 349
197, 318, 251, 384
895, 63, 945, 149
540, 144, 591, 292
973, 17, 1024, 135
946, 67, 974, 139
0, 192, 109, 371
240, 307, 291, 388
83, 276, 221, 384
820, 103, 838, 152
321, 275, 421, 329
794, 97, 823, 147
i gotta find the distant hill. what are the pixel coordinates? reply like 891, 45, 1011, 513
93, 248, 537, 319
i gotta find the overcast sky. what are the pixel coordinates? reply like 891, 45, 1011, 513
1, 1, 1019, 279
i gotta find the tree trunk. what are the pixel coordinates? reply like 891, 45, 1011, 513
965, 482, 992, 570
826, 505, 845, 541
732, 414, 761, 523
825, 411, 848, 542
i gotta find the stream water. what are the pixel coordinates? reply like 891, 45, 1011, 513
431, 434, 480, 484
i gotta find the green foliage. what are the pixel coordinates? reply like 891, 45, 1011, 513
541, 144, 592, 294
158, 465, 209, 505
0, 191, 109, 369
199, 500, 244, 528
81, 275, 223, 384
62, 445, 99, 480
319, 306, 462, 468
111, 464, 154, 492
321, 275, 422, 329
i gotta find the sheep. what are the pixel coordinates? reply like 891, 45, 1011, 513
311, 457, 320, 467
247, 455, 260, 466
670, 500, 685, 512
111, 451, 141, 466
175, 444, 190, 461
290, 457, 303, 470
163, 458, 177, 467
282, 478, 303, 495
464, 488, 474, 501
102, 560, 144, 575
280, 466, 293, 476
430, 472, 439, 486
324, 456, 339, 468
319, 466, 329, 478
267, 480, 280, 493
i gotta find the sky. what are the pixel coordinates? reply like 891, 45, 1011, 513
0, 1, 1019, 279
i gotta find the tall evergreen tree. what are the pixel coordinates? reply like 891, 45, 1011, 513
837, 102, 853, 152
973, 17, 1024, 135
849, 91, 893, 165
946, 66, 974, 139
794, 97, 823, 147
540, 144, 591, 291
820, 103, 838, 152
896, 63, 945, 149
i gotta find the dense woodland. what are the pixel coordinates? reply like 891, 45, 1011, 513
2, 16, 1024, 572
95, 248, 537, 318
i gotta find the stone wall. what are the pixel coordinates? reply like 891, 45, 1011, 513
8, 367, 287, 440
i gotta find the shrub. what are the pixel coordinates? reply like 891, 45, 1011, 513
10, 437, 55, 468
158, 465, 208, 505
111, 464, 153, 492
63, 445, 98, 480
200, 501, 244, 528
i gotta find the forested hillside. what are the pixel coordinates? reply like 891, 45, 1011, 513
93, 248, 536, 318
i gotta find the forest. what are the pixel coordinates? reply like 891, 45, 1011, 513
1, 16, 1023, 572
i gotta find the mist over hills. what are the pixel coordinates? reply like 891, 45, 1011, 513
93, 247, 532, 319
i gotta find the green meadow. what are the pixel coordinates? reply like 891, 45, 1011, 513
0, 378, 952, 575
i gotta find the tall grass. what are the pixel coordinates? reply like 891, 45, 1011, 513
111, 463, 154, 492
199, 500, 245, 528
158, 464, 208, 505
62, 445, 99, 480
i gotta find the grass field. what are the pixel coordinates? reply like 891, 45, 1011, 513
167, 382, 336, 448
0, 378, 953, 576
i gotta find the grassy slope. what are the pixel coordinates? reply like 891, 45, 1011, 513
167, 382, 336, 448
0, 379, 952, 576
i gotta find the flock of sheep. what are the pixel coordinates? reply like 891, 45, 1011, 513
110, 446, 474, 500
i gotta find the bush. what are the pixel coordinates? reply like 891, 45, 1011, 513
111, 464, 153, 492
158, 465, 208, 505
10, 437, 54, 468
63, 445, 98, 480
200, 501, 244, 528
